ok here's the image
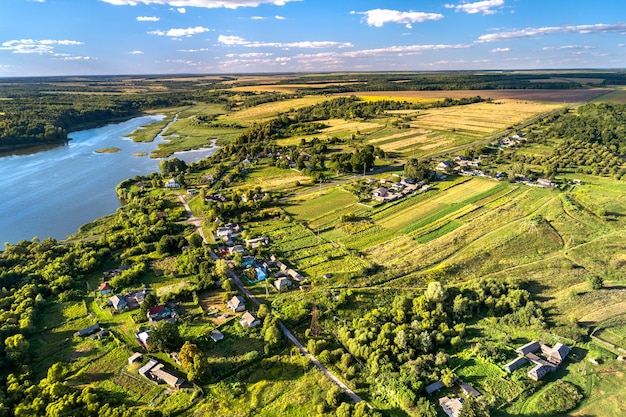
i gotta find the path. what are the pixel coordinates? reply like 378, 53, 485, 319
227, 270, 363, 403
176, 194, 207, 243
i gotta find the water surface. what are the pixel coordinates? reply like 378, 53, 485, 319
0, 116, 216, 245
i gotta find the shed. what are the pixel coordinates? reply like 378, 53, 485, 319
151, 367, 185, 389
547, 343, 570, 366
128, 352, 143, 365
528, 364, 550, 381
210, 329, 224, 342
439, 396, 464, 417
74, 323, 101, 338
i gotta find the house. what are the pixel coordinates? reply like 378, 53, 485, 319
439, 396, 464, 417
228, 245, 247, 255
436, 160, 453, 172
460, 382, 481, 398
136, 330, 150, 347
528, 364, 550, 381
128, 352, 143, 365
97, 282, 112, 296
537, 178, 556, 188
164, 179, 180, 188
210, 329, 224, 342
240, 311, 261, 328
425, 380, 444, 395
547, 343, 570, 366
274, 277, 292, 292
245, 237, 269, 248
373, 187, 389, 198
74, 323, 101, 338
147, 305, 174, 324
516, 341, 541, 356
504, 356, 528, 372
227, 296, 246, 312
109, 295, 128, 311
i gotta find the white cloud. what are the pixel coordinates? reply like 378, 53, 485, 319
251, 16, 265, 20
490, 47, 510, 52
58, 56, 95, 61
478, 22, 626, 42
226, 52, 273, 57
541, 45, 594, 51
358, 9, 443, 28
130, 50, 144, 54
275, 15, 285, 20
217, 34, 353, 48
445, 0, 505, 15
101, 0, 300, 9
177, 7, 186, 13
137, 16, 160, 21
178, 48, 210, 52
149, 26, 211, 37
0, 39, 83, 54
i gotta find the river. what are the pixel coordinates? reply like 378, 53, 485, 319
0, 115, 218, 246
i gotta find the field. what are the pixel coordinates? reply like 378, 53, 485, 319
342, 89, 614, 103
225, 96, 329, 122
367, 99, 562, 157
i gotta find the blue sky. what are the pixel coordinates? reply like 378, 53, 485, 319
1, 0, 625, 76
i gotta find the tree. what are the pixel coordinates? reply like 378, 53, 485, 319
5, 334, 29, 364
588, 274, 604, 290
214, 259, 229, 280
188, 233, 203, 249
148, 321, 182, 352
179, 341, 207, 381
458, 395, 490, 417
257, 303, 270, 319
424, 281, 447, 304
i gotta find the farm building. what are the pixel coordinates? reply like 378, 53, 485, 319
528, 364, 550, 381
227, 296, 246, 312
516, 341, 540, 356
504, 356, 528, 372
147, 305, 175, 324
136, 330, 150, 348
425, 380, 444, 395
138, 359, 159, 377
546, 343, 570, 366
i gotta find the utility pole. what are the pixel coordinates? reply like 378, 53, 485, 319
363, 161, 366, 177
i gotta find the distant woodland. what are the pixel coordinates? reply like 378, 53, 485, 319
1, 71, 624, 152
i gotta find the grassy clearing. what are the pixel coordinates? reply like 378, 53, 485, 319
246, 166, 313, 192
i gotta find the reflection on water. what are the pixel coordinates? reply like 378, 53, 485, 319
0, 115, 217, 245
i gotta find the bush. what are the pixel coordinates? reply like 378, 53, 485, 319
533, 380, 582, 414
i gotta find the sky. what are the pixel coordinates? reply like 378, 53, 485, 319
0, 0, 625, 76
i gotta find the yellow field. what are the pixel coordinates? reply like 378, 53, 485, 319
226, 96, 330, 122
367, 99, 562, 155
355, 95, 440, 104
230, 83, 358, 93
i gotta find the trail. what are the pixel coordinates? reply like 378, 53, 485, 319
227, 269, 363, 404
177, 193, 206, 243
